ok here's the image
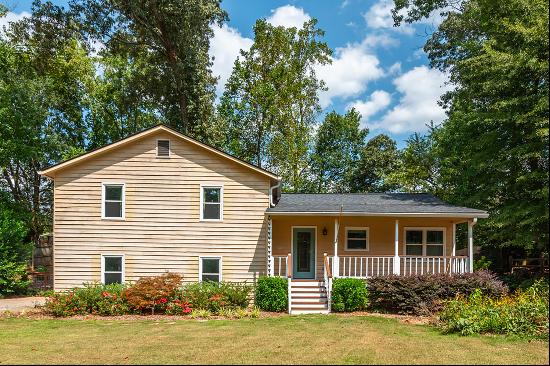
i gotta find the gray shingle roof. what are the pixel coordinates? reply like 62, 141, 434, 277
266, 193, 488, 217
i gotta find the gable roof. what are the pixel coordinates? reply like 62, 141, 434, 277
267, 193, 489, 218
39, 124, 280, 180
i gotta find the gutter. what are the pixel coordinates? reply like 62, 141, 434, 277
269, 181, 281, 207
264, 211, 489, 218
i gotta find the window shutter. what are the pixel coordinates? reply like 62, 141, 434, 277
157, 140, 170, 157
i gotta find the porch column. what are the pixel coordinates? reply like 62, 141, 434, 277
452, 223, 456, 257
393, 219, 400, 275
267, 216, 274, 276
333, 218, 339, 277
467, 219, 476, 273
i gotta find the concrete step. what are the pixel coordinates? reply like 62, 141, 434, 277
291, 302, 328, 309
290, 281, 324, 287
291, 299, 328, 305
291, 309, 330, 315
291, 292, 327, 298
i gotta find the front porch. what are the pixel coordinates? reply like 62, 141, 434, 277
267, 215, 476, 280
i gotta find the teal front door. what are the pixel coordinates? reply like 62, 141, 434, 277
292, 228, 316, 279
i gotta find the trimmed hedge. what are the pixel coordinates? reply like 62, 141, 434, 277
255, 276, 287, 312
331, 278, 368, 312
367, 270, 508, 315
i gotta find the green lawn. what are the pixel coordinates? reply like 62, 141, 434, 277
0, 315, 547, 365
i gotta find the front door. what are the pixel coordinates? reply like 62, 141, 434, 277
292, 227, 316, 279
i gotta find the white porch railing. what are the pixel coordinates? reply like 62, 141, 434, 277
401, 256, 469, 275
273, 255, 289, 277
337, 256, 395, 278
329, 255, 469, 278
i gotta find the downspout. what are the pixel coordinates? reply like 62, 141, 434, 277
269, 180, 281, 207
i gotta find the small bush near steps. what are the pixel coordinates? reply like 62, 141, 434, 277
331, 278, 368, 312
254, 276, 288, 312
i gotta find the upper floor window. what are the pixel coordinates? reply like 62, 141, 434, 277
345, 227, 369, 251
157, 139, 170, 157
405, 228, 445, 256
102, 183, 125, 219
200, 185, 223, 221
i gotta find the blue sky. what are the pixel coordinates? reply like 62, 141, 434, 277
2, 0, 451, 147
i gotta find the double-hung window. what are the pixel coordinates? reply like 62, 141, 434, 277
199, 257, 222, 282
101, 255, 124, 284
102, 183, 125, 219
345, 227, 369, 251
200, 185, 223, 221
405, 228, 445, 256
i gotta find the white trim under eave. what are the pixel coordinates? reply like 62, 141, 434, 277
265, 211, 489, 218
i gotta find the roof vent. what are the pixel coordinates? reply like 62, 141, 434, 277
157, 140, 170, 157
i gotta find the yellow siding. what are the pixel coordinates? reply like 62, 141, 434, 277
53, 131, 271, 291
271, 215, 464, 279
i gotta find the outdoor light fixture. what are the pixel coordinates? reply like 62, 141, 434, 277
322, 227, 328, 236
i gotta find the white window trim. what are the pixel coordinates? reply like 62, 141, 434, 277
345, 227, 370, 251
198, 256, 222, 282
200, 184, 224, 221
101, 182, 126, 220
156, 139, 171, 158
101, 254, 125, 284
403, 227, 446, 256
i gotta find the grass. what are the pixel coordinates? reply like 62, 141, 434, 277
0, 315, 548, 365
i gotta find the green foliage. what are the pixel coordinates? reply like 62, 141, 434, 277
473, 256, 492, 271
181, 281, 252, 311
73, 0, 227, 141
254, 276, 288, 312
219, 19, 331, 191
309, 109, 368, 193
439, 280, 549, 336
391, 0, 549, 252
367, 271, 508, 315
0, 200, 32, 296
331, 278, 368, 312
44, 282, 129, 317
350, 133, 400, 193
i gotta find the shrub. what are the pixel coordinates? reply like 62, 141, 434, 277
367, 270, 508, 315
439, 279, 549, 336
45, 282, 128, 317
255, 276, 287, 312
331, 278, 368, 312
165, 299, 192, 315
473, 256, 492, 271
123, 273, 182, 314
0, 261, 31, 297
181, 281, 252, 312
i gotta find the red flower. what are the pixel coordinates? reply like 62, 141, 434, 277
102, 291, 110, 298
160, 297, 167, 304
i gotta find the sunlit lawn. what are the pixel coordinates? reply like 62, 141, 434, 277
0, 315, 548, 365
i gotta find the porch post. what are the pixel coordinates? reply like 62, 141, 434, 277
452, 223, 456, 257
468, 219, 475, 273
267, 216, 274, 276
333, 218, 339, 277
393, 219, 400, 275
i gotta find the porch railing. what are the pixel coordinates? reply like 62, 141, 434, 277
273, 255, 289, 277
330, 255, 469, 278
401, 256, 468, 275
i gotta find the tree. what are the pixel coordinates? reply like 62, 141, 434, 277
72, 0, 227, 142
392, 0, 549, 251
308, 109, 367, 193
350, 134, 399, 193
0, 3, 96, 246
219, 19, 331, 191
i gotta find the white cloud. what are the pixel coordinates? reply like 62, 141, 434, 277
364, 0, 414, 34
209, 24, 253, 95
267, 5, 311, 28
370, 66, 452, 134
0, 11, 30, 34
347, 90, 391, 125
316, 34, 395, 108
388, 62, 401, 75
